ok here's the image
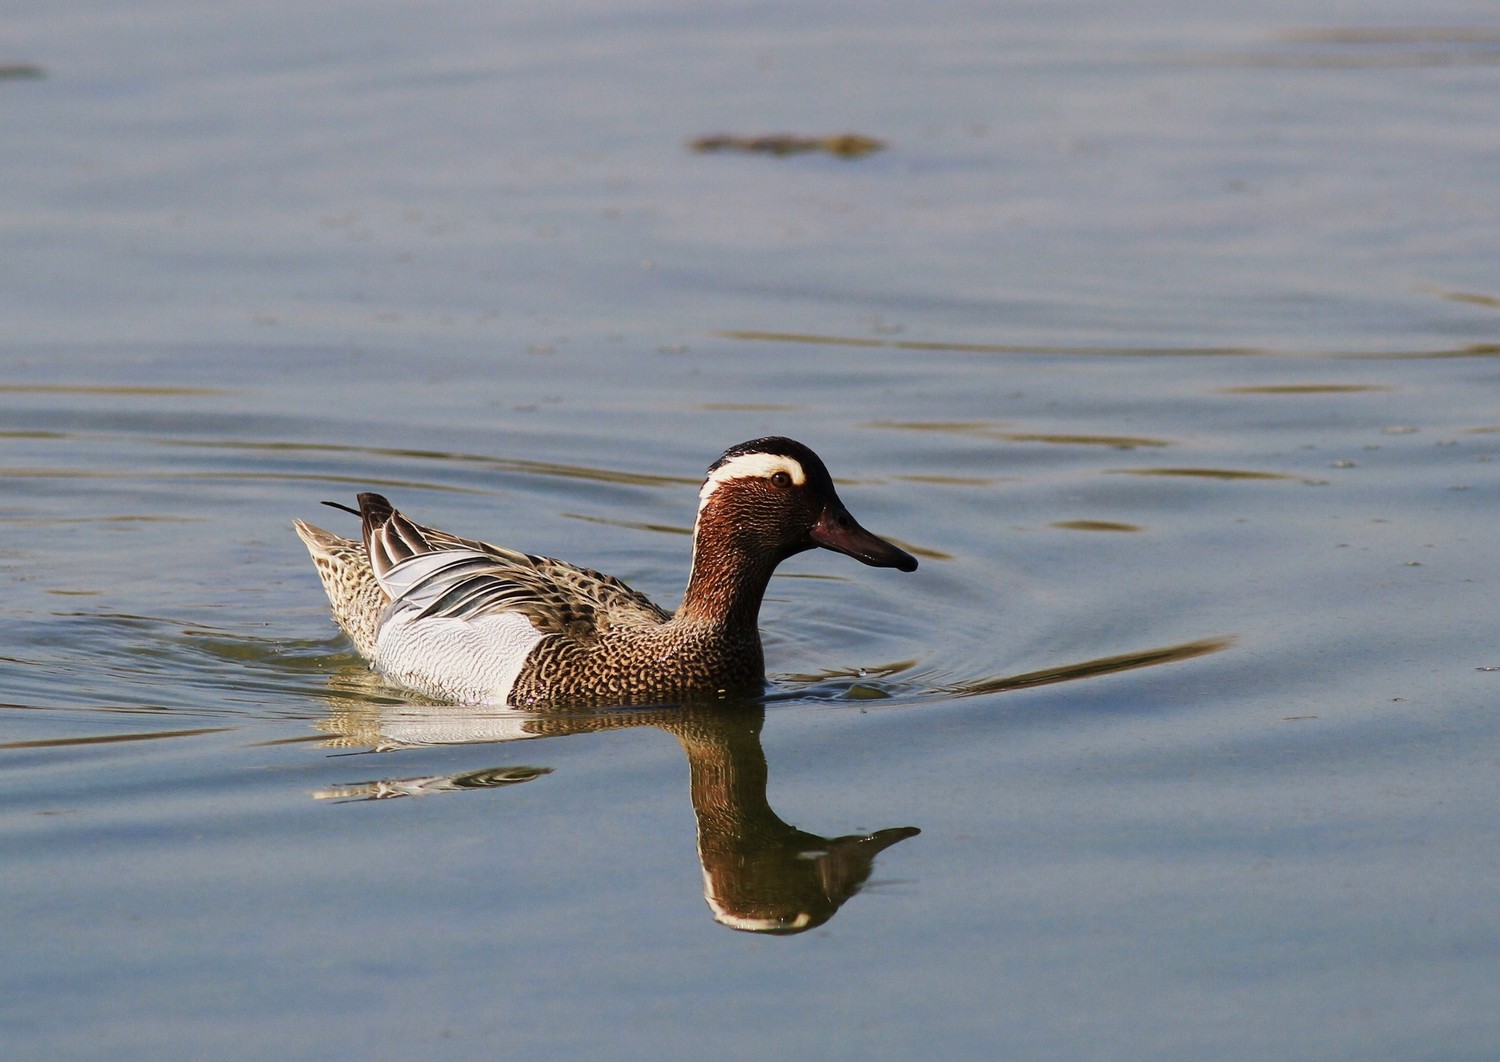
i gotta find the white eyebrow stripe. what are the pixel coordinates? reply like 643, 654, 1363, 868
698, 453, 807, 507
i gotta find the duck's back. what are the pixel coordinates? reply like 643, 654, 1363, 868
295, 514, 696, 705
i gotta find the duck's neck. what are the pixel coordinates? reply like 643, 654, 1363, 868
676, 529, 780, 635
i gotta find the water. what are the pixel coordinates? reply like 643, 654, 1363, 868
4, 2, 1500, 1059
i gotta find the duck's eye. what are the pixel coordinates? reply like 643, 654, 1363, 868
770, 470, 793, 489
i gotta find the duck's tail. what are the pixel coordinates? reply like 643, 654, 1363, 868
294, 515, 387, 658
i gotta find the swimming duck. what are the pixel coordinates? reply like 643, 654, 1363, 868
295, 437, 917, 708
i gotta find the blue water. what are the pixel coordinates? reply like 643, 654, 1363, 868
4, 2, 1500, 1059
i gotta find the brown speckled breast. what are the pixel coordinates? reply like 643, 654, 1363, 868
507, 622, 766, 708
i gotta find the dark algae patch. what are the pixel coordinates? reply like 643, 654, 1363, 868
689, 132, 885, 158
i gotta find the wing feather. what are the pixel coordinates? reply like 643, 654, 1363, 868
355, 493, 672, 639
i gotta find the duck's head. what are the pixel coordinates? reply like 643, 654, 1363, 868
695, 437, 918, 573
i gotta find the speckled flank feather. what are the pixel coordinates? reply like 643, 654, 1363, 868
294, 438, 917, 708
293, 519, 387, 658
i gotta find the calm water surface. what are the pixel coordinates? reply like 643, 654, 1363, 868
4, 2, 1499, 1059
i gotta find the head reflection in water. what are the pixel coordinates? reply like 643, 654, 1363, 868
673, 707, 918, 934
314, 692, 919, 935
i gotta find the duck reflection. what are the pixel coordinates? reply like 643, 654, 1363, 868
314, 697, 918, 934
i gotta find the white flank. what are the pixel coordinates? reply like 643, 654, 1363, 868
374, 610, 545, 705
697, 452, 807, 509
370, 547, 550, 704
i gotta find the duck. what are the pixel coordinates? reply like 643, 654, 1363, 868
294, 437, 917, 708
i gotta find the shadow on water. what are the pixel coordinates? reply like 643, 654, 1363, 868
8, 603, 1229, 935
1202, 26, 1500, 70
717, 329, 1500, 360
299, 633, 1233, 932
0, 726, 234, 750
315, 699, 919, 935
866, 419, 1173, 450
779, 636, 1234, 703
7, 611, 371, 716
936, 636, 1233, 698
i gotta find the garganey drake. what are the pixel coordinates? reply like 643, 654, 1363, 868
295, 437, 917, 708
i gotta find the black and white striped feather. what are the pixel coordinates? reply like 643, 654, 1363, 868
356, 493, 669, 640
